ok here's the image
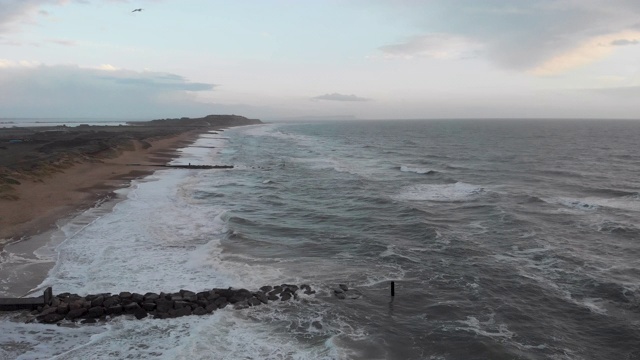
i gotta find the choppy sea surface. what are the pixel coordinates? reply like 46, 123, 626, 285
1, 119, 640, 359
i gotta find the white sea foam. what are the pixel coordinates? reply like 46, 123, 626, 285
549, 195, 640, 213
400, 165, 433, 174
452, 315, 514, 339
394, 182, 485, 202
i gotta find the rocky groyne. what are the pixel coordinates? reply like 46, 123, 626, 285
31, 284, 315, 325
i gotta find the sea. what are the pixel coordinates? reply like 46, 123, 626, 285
1, 119, 639, 359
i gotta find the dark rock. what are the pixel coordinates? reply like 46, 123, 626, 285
234, 300, 250, 310
69, 300, 84, 311
213, 289, 236, 299
207, 290, 220, 300
66, 308, 87, 320
57, 303, 70, 315
196, 299, 209, 308
339, 284, 349, 292
174, 301, 190, 310
196, 292, 208, 300
269, 287, 282, 296
41, 313, 64, 324
334, 288, 344, 294
169, 307, 192, 318
228, 289, 252, 304
106, 305, 123, 315
267, 294, 279, 301
39, 307, 59, 317
154, 313, 169, 319
103, 296, 121, 308
260, 286, 273, 293
144, 293, 159, 302
345, 290, 362, 300
205, 304, 217, 313
193, 307, 207, 316
180, 289, 196, 297
255, 293, 268, 304
280, 293, 292, 301
121, 298, 134, 306
283, 284, 299, 293
155, 299, 173, 313
81, 318, 97, 324
335, 292, 346, 300
248, 297, 262, 306
170, 294, 183, 301
90, 296, 105, 307
123, 303, 142, 314
142, 302, 156, 311
119, 291, 132, 299
214, 297, 228, 309
134, 308, 148, 319
131, 293, 145, 303
86, 306, 105, 318
51, 297, 61, 307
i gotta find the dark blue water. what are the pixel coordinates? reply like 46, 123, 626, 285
212, 119, 640, 359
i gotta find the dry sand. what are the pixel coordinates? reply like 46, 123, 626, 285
0, 130, 201, 243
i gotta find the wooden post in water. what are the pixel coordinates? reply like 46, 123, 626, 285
390, 281, 395, 297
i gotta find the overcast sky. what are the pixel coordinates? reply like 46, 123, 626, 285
1, 0, 640, 120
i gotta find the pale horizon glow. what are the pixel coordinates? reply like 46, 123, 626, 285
1, 0, 640, 120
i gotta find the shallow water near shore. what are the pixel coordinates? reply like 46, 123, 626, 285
2, 119, 640, 359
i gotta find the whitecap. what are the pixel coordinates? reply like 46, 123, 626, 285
394, 182, 485, 202
399, 165, 434, 175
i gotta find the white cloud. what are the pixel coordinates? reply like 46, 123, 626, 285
378, 33, 481, 60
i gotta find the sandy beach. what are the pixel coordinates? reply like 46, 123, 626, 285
0, 131, 199, 243
0, 115, 261, 297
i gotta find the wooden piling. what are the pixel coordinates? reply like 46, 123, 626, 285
391, 281, 395, 297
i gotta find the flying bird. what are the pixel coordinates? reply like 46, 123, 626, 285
132, 8, 143, 12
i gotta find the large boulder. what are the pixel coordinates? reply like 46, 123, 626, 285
85, 306, 105, 319
66, 308, 87, 321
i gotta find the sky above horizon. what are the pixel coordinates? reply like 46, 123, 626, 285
1, 0, 640, 120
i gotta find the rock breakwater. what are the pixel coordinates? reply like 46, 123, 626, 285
31, 284, 315, 325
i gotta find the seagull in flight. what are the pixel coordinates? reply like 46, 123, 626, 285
132, 8, 143, 12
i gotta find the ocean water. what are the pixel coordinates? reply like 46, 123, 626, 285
1, 119, 640, 359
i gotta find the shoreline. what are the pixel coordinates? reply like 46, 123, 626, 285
0, 129, 202, 244
0, 130, 207, 297
0, 115, 262, 298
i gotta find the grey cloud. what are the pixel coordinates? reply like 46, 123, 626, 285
376, 0, 640, 71
104, 75, 215, 91
611, 39, 639, 46
312, 93, 370, 102
0, 64, 217, 117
